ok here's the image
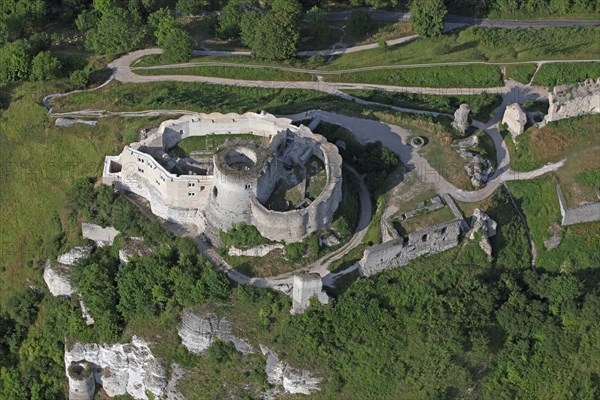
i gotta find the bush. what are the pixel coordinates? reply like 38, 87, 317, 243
220, 222, 271, 249
285, 242, 306, 262
30, 51, 61, 81
410, 0, 447, 38
162, 28, 193, 63
69, 67, 91, 88
349, 11, 372, 36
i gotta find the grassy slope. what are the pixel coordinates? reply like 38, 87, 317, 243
506, 115, 600, 205
508, 177, 600, 273
0, 83, 170, 306
532, 62, 600, 86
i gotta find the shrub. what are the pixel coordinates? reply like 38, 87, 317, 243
30, 51, 61, 81
220, 222, 271, 249
349, 11, 372, 36
285, 242, 306, 262
69, 67, 91, 88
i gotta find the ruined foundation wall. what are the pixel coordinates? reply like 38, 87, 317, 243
359, 219, 462, 277
557, 185, 600, 226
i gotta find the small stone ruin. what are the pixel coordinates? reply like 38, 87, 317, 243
291, 272, 329, 315
545, 78, 600, 124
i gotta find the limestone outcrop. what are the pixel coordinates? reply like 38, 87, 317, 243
291, 273, 329, 315
545, 78, 600, 123
178, 309, 254, 355
81, 223, 120, 247
64, 336, 167, 400
452, 103, 470, 133
57, 246, 93, 265
43, 260, 75, 297
260, 345, 321, 396
468, 209, 497, 259
460, 151, 494, 188
55, 117, 98, 127
502, 103, 527, 142
118, 237, 154, 264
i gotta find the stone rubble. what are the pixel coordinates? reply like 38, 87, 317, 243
118, 237, 155, 264
502, 103, 527, 142
452, 103, 470, 134
64, 336, 167, 400
543, 222, 563, 250
260, 345, 321, 396
177, 309, 254, 355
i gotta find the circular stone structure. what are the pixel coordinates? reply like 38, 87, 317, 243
410, 136, 425, 149
67, 361, 95, 400
102, 112, 343, 243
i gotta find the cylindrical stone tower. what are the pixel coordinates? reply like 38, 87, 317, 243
205, 140, 269, 231
67, 361, 95, 400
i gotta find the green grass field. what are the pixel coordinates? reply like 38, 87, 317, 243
134, 65, 317, 81
0, 82, 168, 306
506, 115, 600, 206
532, 62, 600, 87
322, 64, 503, 88
504, 63, 537, 83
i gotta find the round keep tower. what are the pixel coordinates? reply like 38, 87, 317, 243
205, 139, 273, 231
67, 361, 95, 400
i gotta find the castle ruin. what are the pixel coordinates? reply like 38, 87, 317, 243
102, 112, 343, 243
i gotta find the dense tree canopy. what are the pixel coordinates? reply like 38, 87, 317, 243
30, 51, 62, 81
410, 0, 447, 38
82, 6, 144, 56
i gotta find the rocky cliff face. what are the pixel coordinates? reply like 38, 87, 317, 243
43, 260, 75, 297
452, 103, 470, 133
468, 208, 497, 259
260, 345, 321, 396
177, 309, 254, 355
545, 78, 600, 123
57, 246, 93, 265
502, 103, 527, 142
64, 336, 168, 400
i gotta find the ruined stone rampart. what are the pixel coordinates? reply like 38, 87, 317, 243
545, 78, 600, 123
358, 219, 462, 277
556, 185, 600, 226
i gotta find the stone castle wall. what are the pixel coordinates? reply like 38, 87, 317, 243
102, 112, 343, 243
359, 219, 462, 277
251, 128, 343, 243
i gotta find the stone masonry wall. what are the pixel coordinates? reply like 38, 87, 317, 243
359, 219, 462, 277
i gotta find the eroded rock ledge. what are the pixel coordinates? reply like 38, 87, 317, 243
178, 309, 254, 355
